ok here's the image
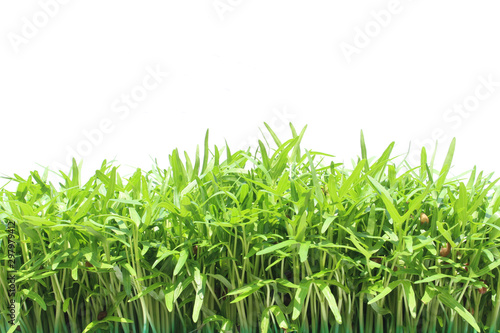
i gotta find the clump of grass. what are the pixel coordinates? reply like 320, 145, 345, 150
1, 124, 499, 333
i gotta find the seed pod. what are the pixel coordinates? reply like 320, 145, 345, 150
440, 243, 451, 257
420, 213, 429, 224
97, 309, 107, 321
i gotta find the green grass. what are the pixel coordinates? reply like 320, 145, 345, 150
1, 124, 499, 333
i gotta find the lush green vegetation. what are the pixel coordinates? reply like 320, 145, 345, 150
1, 124, 499, 333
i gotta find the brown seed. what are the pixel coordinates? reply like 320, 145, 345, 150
420, 213, 429, 224
440, 243, 451, 257
464, 263, 469, 272
97, 310, 107, 320
85, 261, 93, 268
479, 281, 487, 294
370, 257, 382, 264
469, 307, 474, 315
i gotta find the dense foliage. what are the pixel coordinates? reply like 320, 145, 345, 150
1, 124, 499, 333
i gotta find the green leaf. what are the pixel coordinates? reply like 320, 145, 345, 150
122, 262, 137, 277
467, 179, 499, 216
22, 216, 56, 226
269, 305, 288, 330
202, 129, 209, 173
192, 267, 206, 322
257, 239, 297, 255
339, 160, 366, 200
173, 249, 188, 276
71, 256, 79, 280
368, 280, 403, 304
20, 289, 46, 310
73, 184, 102, 222
456, 182, 468, 224
421, 284, 436, 304
348, 233, 371, 258
370, 142, 395, 180
102, 316, 134, 323
128, 282, 164, 302
366, 203, 377, 238
292, 280, 311, 320
129, 207, 142, 227
275, 278, 299, 289
367, 175, 402, 225
436, 220, 456, 248
414, 274, 453, 284
403, 236, 413, 254
360, 130, 369, 173
82, 317, 133, 333
122, 268, 131, 296
471, 259, 500, 278
290, 124, 307, 163
264, 122, 282, 147
258, 140, 271, 171
402, 281, 416, 318
164, 283, 175, 312
316, 281, 342, 324
401, 183, 432, 221
435, 138, 456, 192
228, 280, 271, 303
321, 214, 337, 234
63, 298, 71, 312
438, 292, 480, 332
298, 241, 311, 263
203, 315, 233, 332
295, 212, 309, 243
420, 146, 427, 180
261, 307, 271, 333
367, 294, 392, 315
327, 174, 342, 212
306, 150, 324, 204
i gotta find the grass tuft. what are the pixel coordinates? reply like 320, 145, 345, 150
1, 124, 499, 333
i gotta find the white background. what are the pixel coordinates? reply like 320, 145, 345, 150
1, 1, 499, 189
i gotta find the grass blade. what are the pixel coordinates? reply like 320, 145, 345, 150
435, 138, 456, 192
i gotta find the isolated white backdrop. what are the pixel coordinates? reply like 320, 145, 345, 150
1, 1, 499, 188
